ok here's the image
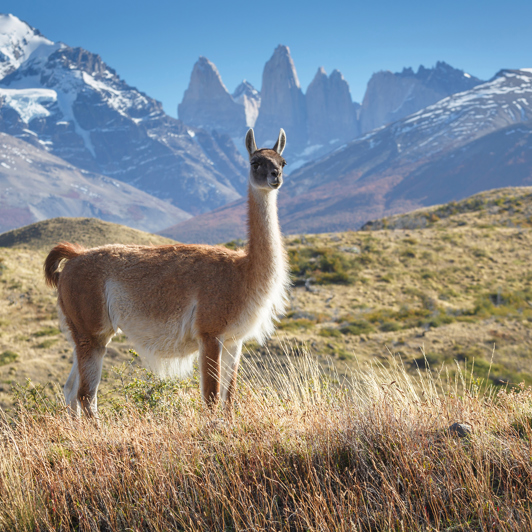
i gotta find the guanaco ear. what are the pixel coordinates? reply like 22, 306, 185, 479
245, 128, 258, 158
272, 128, 286, 155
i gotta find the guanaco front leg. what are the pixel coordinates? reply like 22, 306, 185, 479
221, 340, 242, 409
199, 335, 223, 407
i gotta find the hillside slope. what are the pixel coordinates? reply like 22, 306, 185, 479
0, 188, 531, 410
0, 216, 176, 250
362, 186, 532, 230
0, 132, 190, 234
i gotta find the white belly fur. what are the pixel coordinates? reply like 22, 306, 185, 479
104, 278, 284, 378
105, 280, 198, 378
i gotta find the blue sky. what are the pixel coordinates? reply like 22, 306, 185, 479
2, 0, 532, 117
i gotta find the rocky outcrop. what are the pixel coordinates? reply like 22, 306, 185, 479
175, 47, 361, 162
232, 80, 260, 127
178, 56, 246, 136
254, 45, 307, 151
359, 61, 483, 133
306, 67, 359, 146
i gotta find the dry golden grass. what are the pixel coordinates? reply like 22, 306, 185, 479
0, 191, 531, 529
1, 349, 531, 531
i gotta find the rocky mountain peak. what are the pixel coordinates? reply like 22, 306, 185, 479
232, 80, 260, 127
307, 67, 327, 93
178, 56, 246, 136
270, 45, 300, 86
50, 47, 113, 77
306, 67, 359, 146
232, 80, 258, 100
315, 66, 327, 78
254, 44, 306, 150
359, 61, 484, 133
0, 13, 59, 80
329, 69, 345, 82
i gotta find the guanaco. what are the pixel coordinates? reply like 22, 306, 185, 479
44, 128, 289, 417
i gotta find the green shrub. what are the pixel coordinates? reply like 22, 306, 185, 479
319, 328, 342, 338
419, 269, 435, 280
224, 239, 246, 250
289, 247, 356, 285
0, 350, 18, 366
472, 288, 532, 318
278, 319, 315, 332
400, 248, 416, 259
380, 321, 402, 332
33, 326, 61, 337
340, 320, 375, 336
420, 312, 455, 328
412, 351, 444, 369
36, 339, 58, 349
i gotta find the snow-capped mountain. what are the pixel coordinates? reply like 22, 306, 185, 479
0, 14, 248, 216
162, 69, 532, 242
0, 131, 190, 234
0, 14, 59, 79
356, 68, 532, 164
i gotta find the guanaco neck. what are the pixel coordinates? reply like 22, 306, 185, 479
245, 185, 286, 287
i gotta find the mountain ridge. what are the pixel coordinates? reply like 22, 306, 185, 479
0, 14, 248, 216
162, 69, 532, 243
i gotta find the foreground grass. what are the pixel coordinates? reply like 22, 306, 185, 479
1, 349, 532, 531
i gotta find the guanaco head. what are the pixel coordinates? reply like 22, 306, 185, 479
245, 128, 287, 191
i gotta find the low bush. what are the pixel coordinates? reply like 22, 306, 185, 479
318, 327, 342, 338
340, 319, 375, 336
289, 246, 356, 285
0, 350, 18, 366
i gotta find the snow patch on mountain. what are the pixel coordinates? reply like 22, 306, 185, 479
0, 14, 249, 215
0, 87, 55, 122
388, 69, 532, 159
0, 13, 60, 79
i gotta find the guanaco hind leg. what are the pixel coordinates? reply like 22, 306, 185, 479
64, 348, 81, 416
76, 342, 106, 418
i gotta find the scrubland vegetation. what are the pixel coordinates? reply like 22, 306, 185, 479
0, 187, 531, 529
